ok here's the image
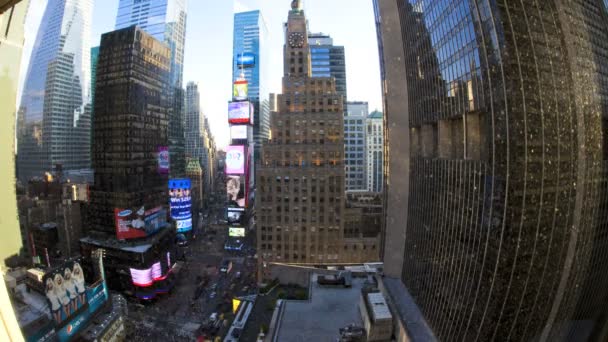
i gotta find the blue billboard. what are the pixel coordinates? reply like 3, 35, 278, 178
169, 178, 193, 233
236, 52, 255, 68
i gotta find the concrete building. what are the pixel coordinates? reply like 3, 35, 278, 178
185, 157, 203, 226
115, 0, 188, 176
345, 101, 368, 191
366, 110, 383, 193
17, 0, 93, 182
375, 0, 608, 341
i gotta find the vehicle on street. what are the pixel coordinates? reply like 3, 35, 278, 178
220, 260, 233, 274
176, 233, 188, 247
209, 291, 216, 298
235, 271, 241, 279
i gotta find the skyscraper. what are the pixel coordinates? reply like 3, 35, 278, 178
115, 0, 188, 176
345, 101, 368, 191
17, 0, 93, 182
308, 32, 347, 110
366, 110, 383, 193
185, 82, 205, 166
88, 26, 171, 235
376, 0, 608, 341
257, 1, 377, 272
233, 10, 270, 167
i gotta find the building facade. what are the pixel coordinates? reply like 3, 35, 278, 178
233, 10, 270, 168
87, 26, 171, 235
115, 0, 188, 176
366, 110, 383, 193
17, 0, 93, 182
258, 0, 359, 270
376, 0, 608, 341
308, 32, 347, 111
185, 82, 205, 166
185, 157, 203, 232
345, 101, 368, 191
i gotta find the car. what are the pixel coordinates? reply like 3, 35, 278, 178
235, 271, 241, 279
209, 312, 218, 322
209, 291, 216, 298
241, 286, 249, 292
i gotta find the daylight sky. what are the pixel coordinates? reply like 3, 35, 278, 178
18, 0, 382, 149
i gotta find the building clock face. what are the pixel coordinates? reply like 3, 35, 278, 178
288, 32, 305, 48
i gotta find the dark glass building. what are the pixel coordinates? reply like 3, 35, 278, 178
309, 32, 347, 110
376, 0, 608, 341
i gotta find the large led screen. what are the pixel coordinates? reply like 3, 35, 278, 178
157, 146, 170, 174
227, 208, 244, 224
230, 125, 248, 140
169, 178, 193, 233
236, 52, 255, 68
114, 206, 167, 240
228, 101, 254, 124
225, 145, 245, 175
233, 79, 248, 101
226, 175, 246, 208
228, 227, 245, 237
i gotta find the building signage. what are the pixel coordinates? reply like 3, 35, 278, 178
114, 206, 167, 240
228, 227, 245, 237
233, 79, 248, 101
227, 208, 244, 224
225, 145, 245, 175
226, 175, 246, 208
157, 146, 170, 174
228, 101, 254, 125
169, 178, 193, 233
230, 125, 248, 140
236, 52, 255, 67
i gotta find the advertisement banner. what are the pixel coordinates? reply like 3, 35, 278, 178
226, 175, 246, 208
233, 79, 248, 101
227, 208, 244, 224
42, 259, 88, 329
56, 281, 109, 341
130, 262, 170, 287
228, 227, 246, 237
236, 52, 255, 68
115, 206, 167, 240
225, 145, 245, 175
230, 125, 248, 140
158, 146, 170, 174
169, 178, 193, 233
228, 101, 254, 124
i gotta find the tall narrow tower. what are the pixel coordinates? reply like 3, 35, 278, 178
257, 0, 346, 270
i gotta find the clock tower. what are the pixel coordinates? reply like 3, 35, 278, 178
284, 0, 310, 77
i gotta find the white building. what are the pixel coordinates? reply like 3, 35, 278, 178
366, 111, 383, 193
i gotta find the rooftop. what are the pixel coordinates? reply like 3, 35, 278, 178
367, 292, 392, 321
276, 274, 364, 342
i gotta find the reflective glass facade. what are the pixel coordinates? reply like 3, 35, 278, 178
17, 0, 93, 182
185, 82, 206, 172
233, 10, 270, 166
309, 33, 347, 110
378, 0, 608, 341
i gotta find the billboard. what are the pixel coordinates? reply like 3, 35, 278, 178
158, 146, 170, 174
226, 175, 246, 208
228, 227, 245, 237
129, 262, 166, 287
227, 208, 244, 224
114, 206, 167, 240
169, 178, 193, 233
236, 52, 255, 68
43, 259, 88, 327
228, 101, 254, 124
225, 145, 245, 175
230, 125, 248, 140
233, 79, 248, 101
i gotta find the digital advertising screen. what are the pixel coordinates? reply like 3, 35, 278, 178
169, 178, 193, 233
233, 79, 248, 101
228, 227, 246, 237
228, 101, 254, 124
230, 125, 248, 140
225, 145, 245, 175
236, 52, 255, 68
114, 206, 167, 240
129, 262, 169, 287
227, 208, 244, 224
157, 146, 170, 174
226, 175, 246, 208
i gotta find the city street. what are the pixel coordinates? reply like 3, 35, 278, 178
125, 179, 258, 342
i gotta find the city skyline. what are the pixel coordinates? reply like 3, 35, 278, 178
17, 0, 382, 149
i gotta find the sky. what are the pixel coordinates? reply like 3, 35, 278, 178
18, 0, 382, 149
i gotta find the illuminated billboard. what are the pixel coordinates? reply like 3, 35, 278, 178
129, 262, 168, 287
230, 125, 248, 140
157, 146, 170, 174
229, 227, 245, 237
228, 101, 254, 124
226, 145, 245, 174
226, 175, 246, 208
169, 178, 193, 233
236, 52, 255, 68
227, 208, 244, 224
114, 206, 167, 240
233, 79, 248, 101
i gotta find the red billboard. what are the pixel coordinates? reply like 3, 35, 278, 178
114, 206, 167, 240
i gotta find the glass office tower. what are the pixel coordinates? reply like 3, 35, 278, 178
233, 10, 270, 168
115, 0, 188, 176
309, 32, 347, 110
17, 0, 93, 182
376, 0, 608, 341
